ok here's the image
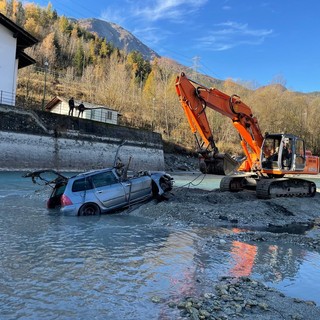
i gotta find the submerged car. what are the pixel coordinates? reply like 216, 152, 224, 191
24, 167, 173, 216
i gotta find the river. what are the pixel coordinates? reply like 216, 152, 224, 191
0, 171, 319, 319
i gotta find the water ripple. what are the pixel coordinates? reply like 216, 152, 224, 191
1, 172, 320, 319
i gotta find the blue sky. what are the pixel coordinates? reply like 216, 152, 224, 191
31, 0, 320, 93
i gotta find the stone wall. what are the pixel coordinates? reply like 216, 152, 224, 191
0, 105, 165, 172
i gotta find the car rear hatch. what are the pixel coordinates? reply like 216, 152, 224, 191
23, 170, 69, 208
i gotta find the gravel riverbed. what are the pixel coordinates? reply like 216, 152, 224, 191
130, 153, 320, 319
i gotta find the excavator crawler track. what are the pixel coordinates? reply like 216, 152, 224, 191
220, 175, 316, 199
220, 175, 244, 192
256, 178, 316, 199
220, 174, 257, 192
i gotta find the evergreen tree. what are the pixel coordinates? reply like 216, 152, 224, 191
73, 40, 85, 76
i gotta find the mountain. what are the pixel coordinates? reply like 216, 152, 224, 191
255, 83, 287, 93
77, 18, 159, 61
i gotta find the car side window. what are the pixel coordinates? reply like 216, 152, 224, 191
91, 172, 119, 188
72, 178, 93, 192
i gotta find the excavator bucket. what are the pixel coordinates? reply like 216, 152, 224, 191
199, 153, 239, 175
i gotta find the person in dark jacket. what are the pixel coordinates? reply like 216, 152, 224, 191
68, 97, 75, 116
78, 102, 86, 117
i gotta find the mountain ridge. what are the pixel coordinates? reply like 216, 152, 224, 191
77, 18, 159, 61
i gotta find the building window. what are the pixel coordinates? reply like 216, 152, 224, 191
106, 111, 112, 121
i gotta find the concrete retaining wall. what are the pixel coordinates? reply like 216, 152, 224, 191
0, 105, 165, 172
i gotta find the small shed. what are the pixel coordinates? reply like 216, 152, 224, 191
45, 96, 120, 125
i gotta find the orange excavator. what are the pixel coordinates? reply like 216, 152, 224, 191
175, 72, 319, 198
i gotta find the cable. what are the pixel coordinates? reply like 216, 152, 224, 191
174, 172, 207, 189
37, 0, 100, 20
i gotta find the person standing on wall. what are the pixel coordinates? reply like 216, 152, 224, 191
78, 102, 85, 118
68, 97, 75, 116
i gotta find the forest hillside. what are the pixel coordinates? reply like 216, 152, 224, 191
2, 1, 320, 155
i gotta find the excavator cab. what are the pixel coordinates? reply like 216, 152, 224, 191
261, 134, 306, 173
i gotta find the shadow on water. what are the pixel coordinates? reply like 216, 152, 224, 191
229, 221, 316, 235
211, 221, 316, 236
265, 221, 315, 234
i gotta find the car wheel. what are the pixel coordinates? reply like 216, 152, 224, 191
160, 180, 169, 192
78, 203, 101, 216
152, 181, 171, 201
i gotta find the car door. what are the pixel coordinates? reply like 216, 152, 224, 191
91, 171, 127, 209
122, 175, 152, 202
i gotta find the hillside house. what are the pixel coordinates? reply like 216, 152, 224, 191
45, 96, 120, 125
0, 13, 38, 106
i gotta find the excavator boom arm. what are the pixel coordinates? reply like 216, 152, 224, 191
175, 72, 264, 171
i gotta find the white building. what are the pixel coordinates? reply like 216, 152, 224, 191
45, 96, 120, 125
0, 13, 38, 106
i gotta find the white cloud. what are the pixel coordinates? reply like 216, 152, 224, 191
131, 26, 169, 45
196, 21, 273, 51
100, 8, 127, 25
131, 0, 208, 22
99, 0, 208, 49
100, 0, 207, 46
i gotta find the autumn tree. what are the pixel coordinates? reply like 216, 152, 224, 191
58, 15, 72, 34
0, 0, 7, 14
127, 51, 151, 86
40, 32, 57, 66
99, 38, 109, 58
